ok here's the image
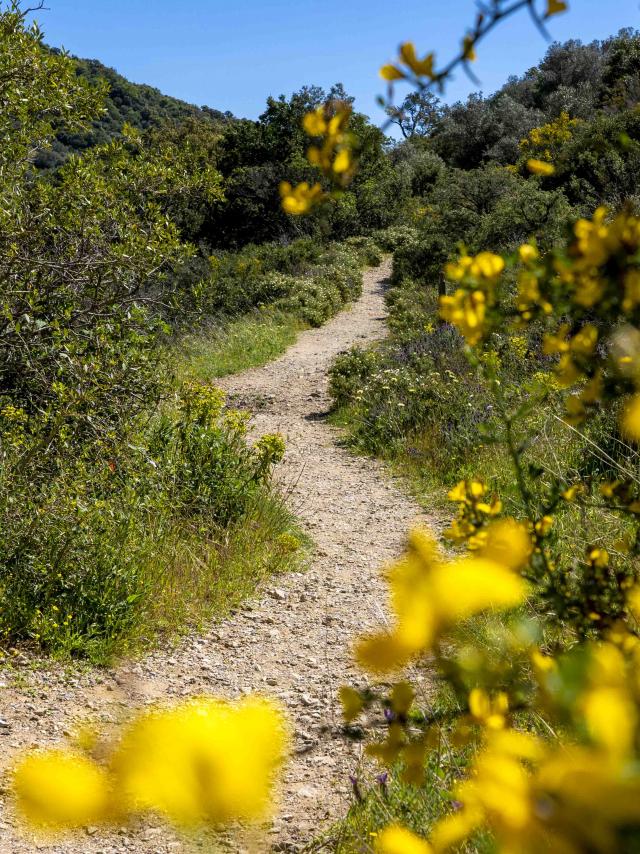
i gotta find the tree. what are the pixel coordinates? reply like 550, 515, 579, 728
386, 90, 441, 139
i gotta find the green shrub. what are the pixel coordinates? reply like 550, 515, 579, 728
329, 325, 486, 470
0, 382, 287, 659
344, 234, 385, 266
372, 224, 419, 252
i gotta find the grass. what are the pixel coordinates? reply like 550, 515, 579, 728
177, 309, 304, 382
130, 492, 309, 655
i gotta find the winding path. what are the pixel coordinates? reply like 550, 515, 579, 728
0, 261, 433, 853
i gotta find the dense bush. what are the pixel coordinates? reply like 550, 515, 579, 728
0, 379, 286, 657
198, 239, 367, 326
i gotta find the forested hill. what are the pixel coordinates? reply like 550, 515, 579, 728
35, 52, 235, 169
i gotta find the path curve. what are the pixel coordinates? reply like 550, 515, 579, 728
0, 261, 432, 853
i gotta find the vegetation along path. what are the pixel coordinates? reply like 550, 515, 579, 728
0, 260, 433, 853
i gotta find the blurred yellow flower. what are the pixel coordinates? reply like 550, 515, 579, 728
112, 696, 287, 826
440, 288, 486, 345
582, 686, 636, 757
333, 148, 352, 174
470, 251, 504, 281
518, 243, 539, 263
339, 686, 364, 722
375, 824, 432, 854
462, 35, 477, 62
469, 688, 509, 730
279, 181, 324, 215
479, 519, 532, 571
302, 107, 327, 136
620, 393, 640, 442
527, 158, 555, 176
14, 750, 111, 830
356, 531, 527, 674
399, 42, 436, 78
380, 63, 406, 81
546, 0, 568, 15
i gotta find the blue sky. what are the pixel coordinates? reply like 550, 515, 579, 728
33, 1, 640, 127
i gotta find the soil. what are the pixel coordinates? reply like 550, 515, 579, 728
0, 260, 436, 853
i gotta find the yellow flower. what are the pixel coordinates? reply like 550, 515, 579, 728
399, 42, 436, 78
14, 750, 111, 829
302, 107, 327, 137
445, 254, 473, 282
469, 688, 509, 730
440, 289, 487, 345
518, 243, 539, 263
355, 631, 416, 674
279, 181, 324, 215
582, 686, 636, 758
375, 824, 432, 854
546, 0, 568, 15
470, 251, 505, 281
479, 518, 532, 571
462, 35, 476, 62
620, 393, 640, 442
356, 531, 527, 674
573, 274, 606, 308
333, 148, 352, 174
339, 686, 364, 723
531, 647, 557, 678
587, 547, 609, 568
623, 269, 640, 313
570, 323, 598, 357
380, 63, 406, 81
431, 807, 484, 851
447, 479, 486, 504
390, 681, 415, 716
627, 585, 640, 621
574, 207, 610, 267
527, 158, 555, 176
562, 484, 582, 502
434, 733, 538, 848
112, 696, 287, 826
534, 515, 554, 537
429, 556, 528, 622
447, 480, 468, 503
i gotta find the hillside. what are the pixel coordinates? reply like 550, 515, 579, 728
34, 52, 235, 169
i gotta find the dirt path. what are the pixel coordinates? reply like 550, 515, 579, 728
0, 261, 434, 853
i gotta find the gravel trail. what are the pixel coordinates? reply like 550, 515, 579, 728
0, 260, 433, 853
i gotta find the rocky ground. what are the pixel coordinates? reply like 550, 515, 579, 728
0, 260, 436, 853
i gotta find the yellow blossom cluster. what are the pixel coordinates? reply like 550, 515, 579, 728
13, 696, 287, 833
355, 528, 528, 676
303, 104, 354, 179
445, 478, 503, 545
526, 158, 555, 176
526, 209, 640, 435
366, 633, 640, 854
279, 180, 324, 215
440, 251, 505, 344
520, 111, 579, 176
279, 103, 353, 215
